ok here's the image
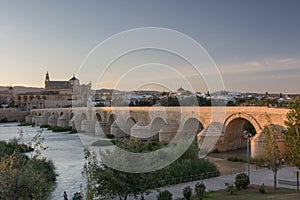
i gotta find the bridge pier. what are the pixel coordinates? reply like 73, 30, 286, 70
33, 116, 40, 125
159, 120, 179, 143
25, 115, 32, 124
81, 120, 94, 133
57, 113, 69, 127
111, 121, 127, 138
39, 113, 50, 126
95, 122, 107, 136
48, 114, 58, 127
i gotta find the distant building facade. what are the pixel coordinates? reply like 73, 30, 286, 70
0, 86, 14, 108
15, 72, 91, 110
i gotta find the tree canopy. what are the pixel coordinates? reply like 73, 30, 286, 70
283, 97, 300, 168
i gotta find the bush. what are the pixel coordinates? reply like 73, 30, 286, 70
194, 182, 206, 200
18, 122, 33, 126
106, 134, 115, 139
91, 140, 114, 146
40, 125, 50, 128
48, 126, 72, 132
157, 190, 173, 200
259, 183, 265, 193
183, 186, 193, 200
69, 129, 78, 134
235, 173, 250, 190
0, 117, 8, 123
225, 183, 237, 195
227, 156, 246, 163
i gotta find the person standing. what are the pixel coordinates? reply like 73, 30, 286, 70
72, 192, 78, 200
63, 191, 68, 200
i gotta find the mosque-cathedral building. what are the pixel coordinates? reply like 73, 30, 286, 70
14, 72, 91, 110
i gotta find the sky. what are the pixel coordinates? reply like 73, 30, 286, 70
0, 0, 300, 93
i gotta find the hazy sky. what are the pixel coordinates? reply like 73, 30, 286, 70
0, 0, 299, 93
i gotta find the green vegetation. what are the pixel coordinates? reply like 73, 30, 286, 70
183, 186, 193, 200
227, 156, 247, 163
178, 185, 298, 200
105, 133, 115, 139
40, 124, 51, 128
225, 183, 237, 195
47, 126, 73, 132
259, 184, 265, 194
283, 97, 300, 169
263, 114, 281, 190
0, 117, 8, 123
157, 190, 173, 200
69, 128, 78, 134
0, 139, 33, 156
91, 139, 114, 146
0, 134, 56, 199
18, 121, 33, 126
194, 182, 206, 200
82, 139, 219, 200
235, 173, 250, 190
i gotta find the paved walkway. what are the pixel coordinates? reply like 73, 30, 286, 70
124, 166, 300, 200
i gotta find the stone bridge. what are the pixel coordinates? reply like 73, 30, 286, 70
26, 106, 289, 158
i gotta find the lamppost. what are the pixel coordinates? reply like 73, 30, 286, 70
244, 130, 253, 178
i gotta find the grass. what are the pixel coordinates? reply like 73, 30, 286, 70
18, 122, 33, 126
176, 185, 300, 200
91, 140, 114, 146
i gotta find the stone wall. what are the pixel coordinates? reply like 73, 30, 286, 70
0, 110, 30, 122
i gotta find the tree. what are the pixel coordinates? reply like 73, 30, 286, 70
263, 113, 281, 190
183, 186, 193, 200
194, 182, 206, 200
0, 132, 56, 199
235, 173, 250, 190
157, 189, 173, 200
82, 140, 165, 200
283, 97, 300, 168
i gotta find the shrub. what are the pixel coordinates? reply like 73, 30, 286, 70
106, 134, 115, 139
40, 125, 50, 128
48, 126, 72, 132
0, 117, 8, 123
259, 183, 265, 193
225, 183, 237, 195
183, 186, 193, 200
235, 173, 250, 190
69, 129, 78, 134
157, 190, 173, 200
91, 140, 114, 146
194, 182, 206, 200
18, 122, 32, 126
227, 156, 246, 162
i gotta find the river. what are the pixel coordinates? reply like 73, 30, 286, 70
0, 122, 111, 199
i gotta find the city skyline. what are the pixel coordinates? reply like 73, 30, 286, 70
0, 1, 300, 93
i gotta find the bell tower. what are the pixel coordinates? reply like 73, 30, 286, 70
45, 71, 50, 88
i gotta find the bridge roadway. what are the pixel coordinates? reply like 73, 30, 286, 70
26, 106, 289, 158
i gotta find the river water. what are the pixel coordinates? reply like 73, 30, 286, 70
0, 123, 111, 200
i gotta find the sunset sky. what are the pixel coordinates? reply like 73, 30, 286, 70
0, 0, 300, 93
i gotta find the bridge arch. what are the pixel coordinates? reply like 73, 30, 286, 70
221, 113, 260, 152
181, 118, 204, 143
107, 113, 117, 135
223, 112, 262, 135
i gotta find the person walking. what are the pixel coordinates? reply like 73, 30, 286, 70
63, 191, 68, 200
